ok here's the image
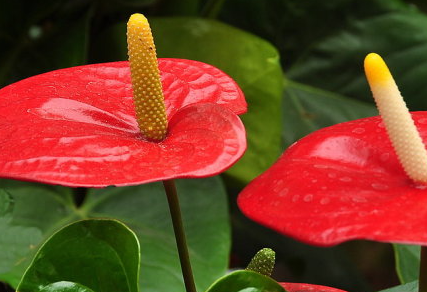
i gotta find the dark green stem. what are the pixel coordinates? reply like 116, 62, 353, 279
200, 0, 227, 19
420, 246, 427, 292
163, 180, 197, 292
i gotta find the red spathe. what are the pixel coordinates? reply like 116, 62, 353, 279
0, 59, 247, 187
239, 113, 427, 246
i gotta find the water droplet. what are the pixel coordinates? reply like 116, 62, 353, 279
278, 188, 289, 197
163, 169, 175, 176
339, 177, 352, 182
371, 183, 389, 191
314, 164, 328, 169
292, 195, 300, 202
352, 196, 368, 203
352, 128, 365, 134
270, 201, 280, 207
311, 179, 318, 183
380, 153, 390, 162
320, 198, 330, 205
303, 194, 313, 202
415, 184, 427, 190
419, 118, 427, 125
273, 179, 285, 193
328, 173, 337, 179
321, 186, 328, 190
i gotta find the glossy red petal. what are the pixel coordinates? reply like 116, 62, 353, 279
281, 283, 348, 292
160, 58, 246, 116
0, 60, 246, 187
238, 112, 427, 246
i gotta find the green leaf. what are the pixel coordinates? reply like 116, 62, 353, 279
205, 270, 286, 292
393, 244, 420, 284
40, 281, 95, 292
0, 181, 77, 286
378, 280, 418, 292
0, 177, 230, 292
92, 17, 284, 184
218, 0, 407, 69
83, 177, 230, 292
17, 219, 139, 292
286, 1, 427, 110
282, 80, 376, 147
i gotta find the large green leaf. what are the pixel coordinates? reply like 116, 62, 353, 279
92, 17, 284, 184
0, 177, 230, 292
84, 178, 230, 292
286, 0, 427, 110
205, 270, 286, 292
282, 80, 376, 147
393, 244, 420, 284
218, 0, 407, 69
17, 219, 140, 292
378, 281, 418, 292
0, 181, 77, 286
40, 281, 96, 292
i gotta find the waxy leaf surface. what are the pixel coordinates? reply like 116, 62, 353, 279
0, 177, 230, 292
205, 270, 285, 292
393, 244, 420, 284
40, 281, 96, 292
239, 112, 427, 246
16, 219, 140, 292
0, 59, 246, 187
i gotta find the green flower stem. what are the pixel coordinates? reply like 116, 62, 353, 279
420, 246, 427, 292
163, 180, 197, 292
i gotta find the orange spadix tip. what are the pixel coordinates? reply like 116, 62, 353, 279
364, 53, 393, 87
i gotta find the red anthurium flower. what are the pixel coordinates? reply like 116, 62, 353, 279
238, 53, 427, 247
281, 283, 348, 292
0, 16, 246, 187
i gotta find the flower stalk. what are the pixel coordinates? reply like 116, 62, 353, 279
163, 180, 197, 292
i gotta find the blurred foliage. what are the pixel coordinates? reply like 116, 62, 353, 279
1, 0, 427, 291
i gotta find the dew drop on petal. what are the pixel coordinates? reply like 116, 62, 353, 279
352, 196, 368, 203
328, 173, 337, 179
163, 169, 175, 176
352, 128, 365, 134
415, 184, 427, 190
419, 118, 427, 125
371, 183, 389, 191
339, 176, 352, 182
314, 164, 328, 169
278, 188, 289, 197
292, 195, 300, 202
320, 198, 330, 205
303, 194, 313, 202
380, 153, 390, 162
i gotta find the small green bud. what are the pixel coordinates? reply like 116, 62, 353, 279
246, 248, 275, 277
